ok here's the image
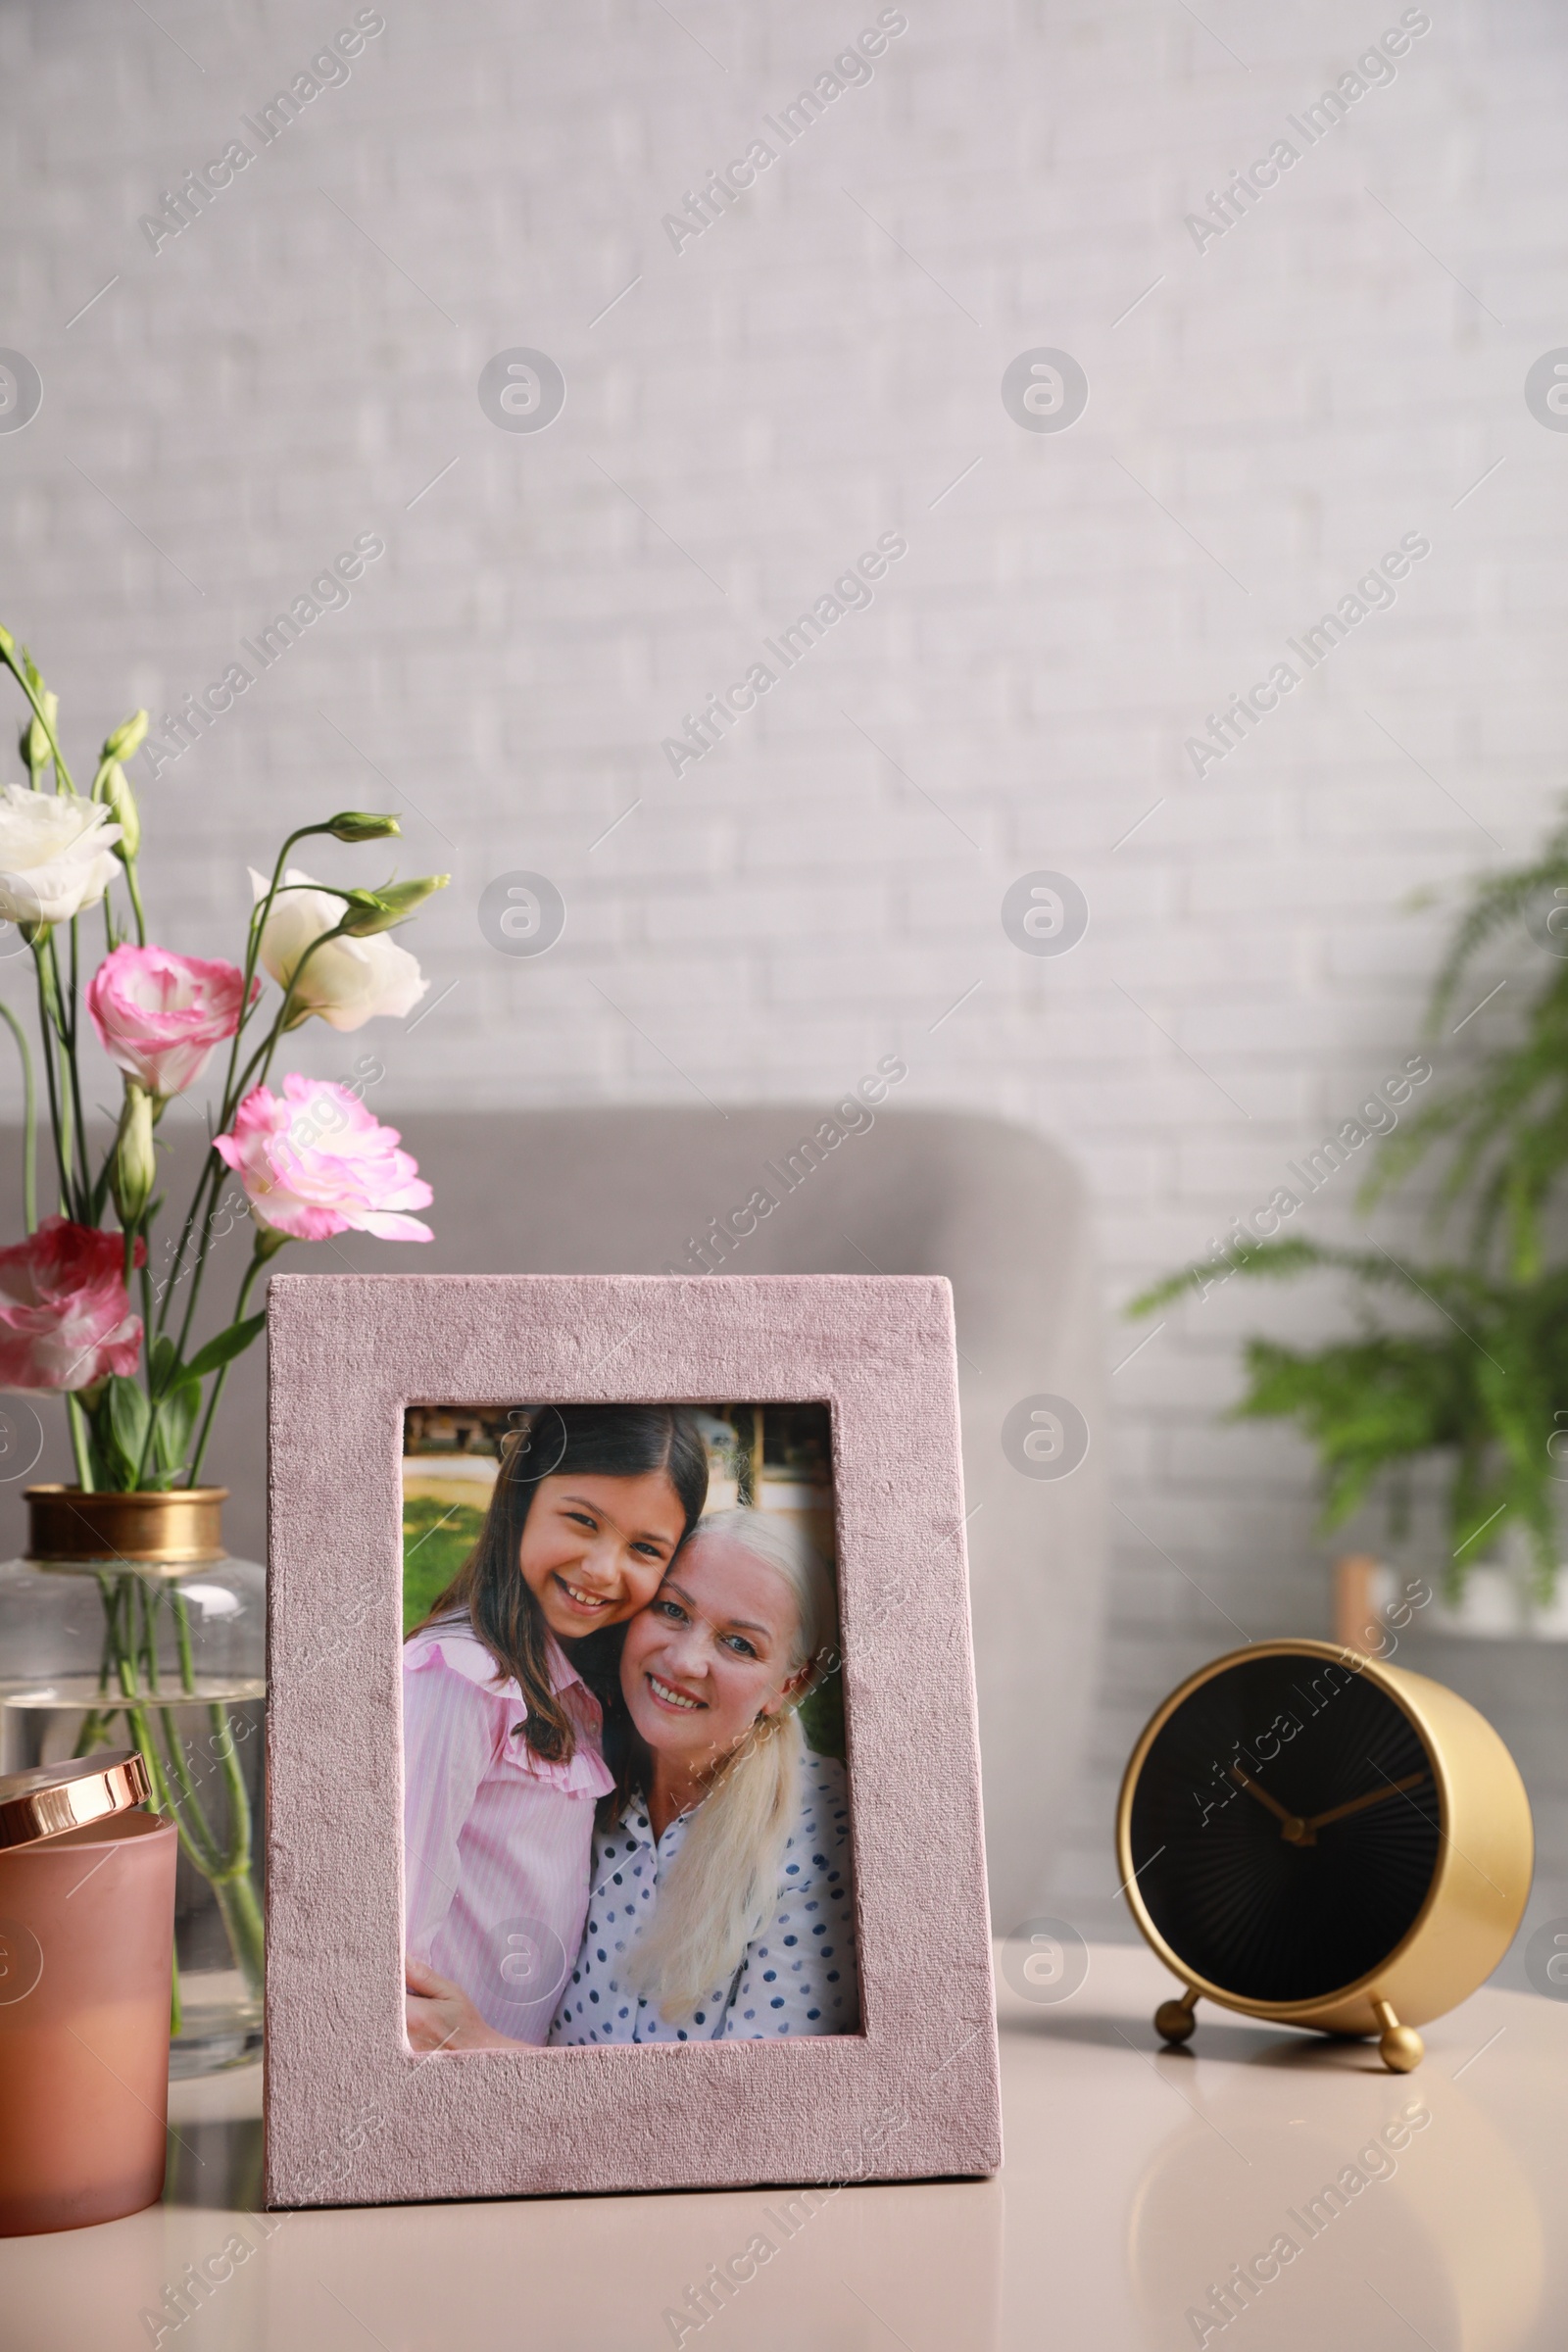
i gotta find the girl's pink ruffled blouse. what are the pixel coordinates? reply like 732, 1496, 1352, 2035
402, 1619, 614, 2041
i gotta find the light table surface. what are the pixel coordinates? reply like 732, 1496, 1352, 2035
4, 1941, 1563, 2350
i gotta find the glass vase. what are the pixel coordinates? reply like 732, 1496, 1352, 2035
0, 1485, 264, 2078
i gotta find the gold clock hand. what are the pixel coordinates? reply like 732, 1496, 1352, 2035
1302, 1772, 1429, 1834
1229, 1766, 1312, 1843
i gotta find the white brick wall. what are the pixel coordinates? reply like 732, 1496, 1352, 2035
3, 0, 1567, 1975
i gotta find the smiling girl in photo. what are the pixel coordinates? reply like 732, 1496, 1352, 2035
402, 1404, 708, 2047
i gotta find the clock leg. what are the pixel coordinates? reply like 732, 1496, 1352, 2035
1371, 1998, 1424, 2074
1153, 1986, 1200, 2046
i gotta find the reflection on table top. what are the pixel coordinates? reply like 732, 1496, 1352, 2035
3, 1942, 1563, 2350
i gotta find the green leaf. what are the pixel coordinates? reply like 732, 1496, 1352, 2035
152, 1377, 201, 1473
149, 1334, 178, 1390
80, 1417, 112, 1494
184, 1310, 268, 1383
106, 1376, 151, 1476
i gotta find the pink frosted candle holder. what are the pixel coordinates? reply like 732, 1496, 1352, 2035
0, 1803, 177, 2234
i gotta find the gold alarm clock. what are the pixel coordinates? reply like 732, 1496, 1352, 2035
1115, 1640, 1533, 2072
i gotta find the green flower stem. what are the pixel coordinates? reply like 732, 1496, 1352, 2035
0, 1000, 36, 1232
186, 1244, 274, 1488
161, 916, 346, 1375
66, 1394, 93, 1491
168, 1183, 222, 1378
219, 835, 312, 1098
113, 1675, 219, 1877
246, 921, 347, 1094
205, 917, 348, 1157
32, 952, 74, 1217
207, 1703, 252, 1875
55, 930, 89, 1219
88, 1572, 262, 2003
149, 1700, 262, 1987
138, 1577, 160, 1693
172, 1588, 198, 1691
152, 1099, 237, 1346
154, 1156, 220, 1343
165, 920, 342, 1389
73, 1593, 118, 1755
157, 828, 342, 1336
0, 645, 79, 793
153, 1704, 224, 1878
185, 1363, 232, 1490
122, 859, 147, 950
91, 1569, 117, 1690
210, 1867, 266, 1996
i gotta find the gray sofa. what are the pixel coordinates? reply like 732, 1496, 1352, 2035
0, 1107, 1106, 1926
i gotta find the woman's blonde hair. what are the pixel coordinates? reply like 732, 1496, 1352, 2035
625, 1507, 838, 2025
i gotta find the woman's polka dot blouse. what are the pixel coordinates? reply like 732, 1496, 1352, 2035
548, 1750, 858, 2044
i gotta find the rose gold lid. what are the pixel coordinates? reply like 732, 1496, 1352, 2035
0, 1749, 152, 1850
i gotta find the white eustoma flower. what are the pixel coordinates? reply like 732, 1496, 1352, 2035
250, 866, 429, 1031
0, 784, 122, 925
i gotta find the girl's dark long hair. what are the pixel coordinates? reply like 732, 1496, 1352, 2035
408, 1404, 709, 1764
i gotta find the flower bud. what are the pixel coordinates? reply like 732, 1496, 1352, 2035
337, 874, 450, 937
21, 690, 58, 782
104, 710, 150, 762
112, 1082, 157, 1228
99, 762, 141, 860
326, 811, 401, 843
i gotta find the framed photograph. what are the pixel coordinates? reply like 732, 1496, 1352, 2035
265, 1274, 1000, 2207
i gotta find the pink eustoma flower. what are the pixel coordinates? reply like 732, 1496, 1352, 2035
215, 1076, 434, 1244
87, 945, 258, 1100
0, 1217, 144, 1391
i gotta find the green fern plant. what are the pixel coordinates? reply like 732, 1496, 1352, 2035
1360, 810, 1568, 1281
1131, 817, 1568, 1596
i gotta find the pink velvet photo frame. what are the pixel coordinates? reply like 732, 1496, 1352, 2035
264, 1273, 1001, 2207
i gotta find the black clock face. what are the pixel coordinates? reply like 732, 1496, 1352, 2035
1126, 1651, 1443, 2005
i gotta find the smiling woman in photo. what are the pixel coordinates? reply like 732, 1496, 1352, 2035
551, 1506, 857, 2044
